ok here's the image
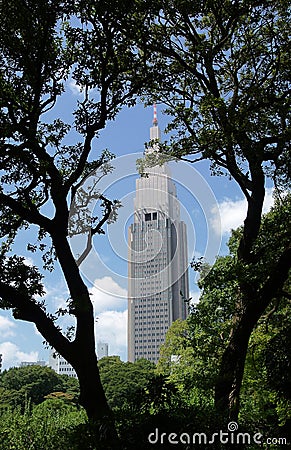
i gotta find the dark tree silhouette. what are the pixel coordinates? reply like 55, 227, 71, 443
0, 0, 152, 443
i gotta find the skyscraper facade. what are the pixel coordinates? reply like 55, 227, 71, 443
128, 107, 189, 363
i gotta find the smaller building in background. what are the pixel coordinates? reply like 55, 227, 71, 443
97, 342, 109, 359
49, 344, 109, 378
20, 360, 46, 367
49, 351, 77, 378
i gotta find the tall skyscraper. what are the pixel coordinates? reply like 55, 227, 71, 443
128, 106, 189, 363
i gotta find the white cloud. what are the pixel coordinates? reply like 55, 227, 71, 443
95, 310, 127, 360
262, 188, 274, 213
43, 281, 69, 313
0, 341, 39, 370
68, 79, 83, 95
189, 291, 201, 305
211, 188, 274, 236
22, 256, 34, 267
90, 277, 128, 359
30, 277, 127, 359
0, 315, 16, 338
211, 197, 246, 236
90, 276, 127, 314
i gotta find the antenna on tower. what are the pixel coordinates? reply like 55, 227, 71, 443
153, 103, 158, 126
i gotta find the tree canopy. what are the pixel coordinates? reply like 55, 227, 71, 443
0, 364, 79, 408
158, 198, 290, 436
98, 356, 155, 410
0, 0, 154, 439
133, 0, 291, 419
1, 0, 290, 443
138, 0, 290, 256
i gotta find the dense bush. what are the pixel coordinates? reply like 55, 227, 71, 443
0, 400, 87, 450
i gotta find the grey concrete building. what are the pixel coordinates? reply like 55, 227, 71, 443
128, 106, 189, 363
97, 342, 109, 359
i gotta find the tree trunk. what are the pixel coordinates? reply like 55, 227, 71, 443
50, 232, 121, 447
73, 348, 120, 448
215, 308, 254, 421
76, 358, 110, 420
215, 246, 291, 420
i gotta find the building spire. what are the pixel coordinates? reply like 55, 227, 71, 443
149, 103, 161, 142
153, 103, 158, 126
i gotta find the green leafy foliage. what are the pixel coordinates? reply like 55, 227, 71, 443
98, 356, 155, 410
240, 300, 291, 438
133, 3, 291, 418
1, 0, 290, 439
0, 0, 158, 427
141, 0, 290, 189
0, 401, 87, 450
0, 255, 45, 311
0, 365, 79, 408
157, 198, 290, 439
264, 325, 291, 400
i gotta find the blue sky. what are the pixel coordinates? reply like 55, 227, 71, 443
0, 84, 275, 370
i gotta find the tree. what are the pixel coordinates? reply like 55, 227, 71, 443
240, 320, 291, 437
156, 319, 199, 402
134, 0, 291, 419
195, 196, 291, 422
0, 365, 68, 407
157, 274, 234, 409
156, 200, 290, 438
264, 326, 291, 400
98, 356, 155, 411
0, 0, 152, 442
